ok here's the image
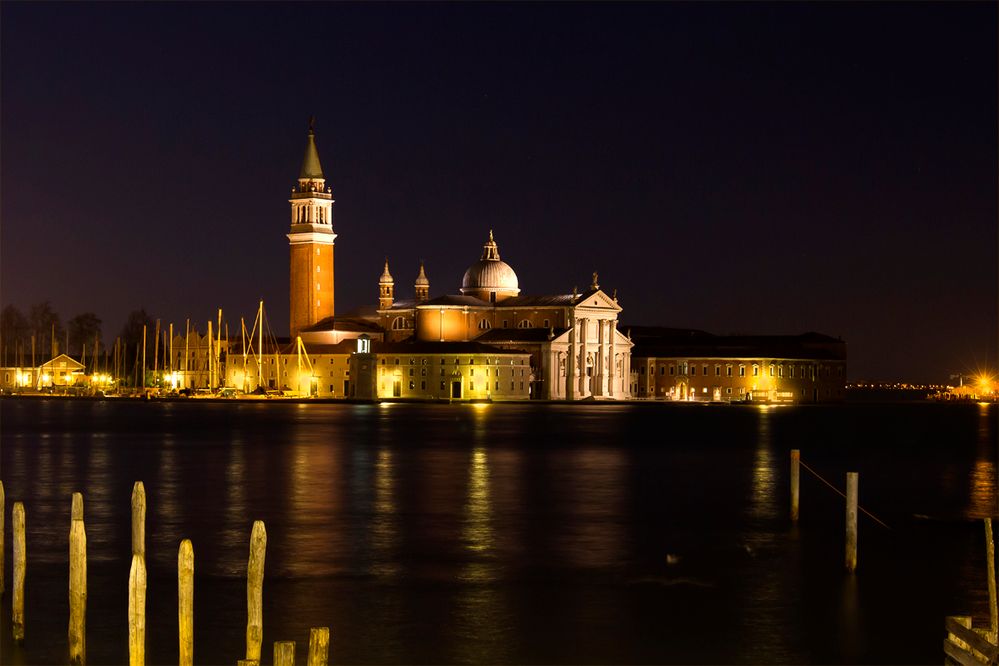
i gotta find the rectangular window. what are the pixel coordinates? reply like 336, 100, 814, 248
739, 366, 746, 377
669, 366, 675, 376
690, 366, 696, 376
790, 366, 795, 378
409, 381, 415, 389
441, 381, 446, 390
715, 365, 720, 376
511, 381, 515, 390
421, 380, 426, 390
753, 366, 759, 377
660, 366, 665, 376
543, 319, 550, 328
470, 382, 475, 391
470, 368, 474, 376
778, 365, 784, 378
640, 367, 645, 375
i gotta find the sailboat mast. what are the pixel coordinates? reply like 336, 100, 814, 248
257, 300, 263, 390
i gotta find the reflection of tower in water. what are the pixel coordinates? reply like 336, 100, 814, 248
371, 447, 399, 578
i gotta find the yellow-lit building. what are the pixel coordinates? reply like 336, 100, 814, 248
628, 327, 847, 402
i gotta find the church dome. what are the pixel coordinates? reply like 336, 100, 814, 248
460, 231, 520, 299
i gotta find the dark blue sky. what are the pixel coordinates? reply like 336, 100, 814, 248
2, 2, 995, 382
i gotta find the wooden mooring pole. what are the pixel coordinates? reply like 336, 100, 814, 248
790, 449, 800, 522
308, 627, 330, 666
13, 501, 26, 643
129, 553, 147, 666
845, 472, 858, 573
179, 539, 194, 666
274, 641, 296, 666
0, 480, 5, 595
246, 520, 267, 663
986, 519, 998, 642
131, 482, 146, 558
69, 492, 87, 665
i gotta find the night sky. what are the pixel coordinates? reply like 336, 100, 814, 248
2, 2, 995, 383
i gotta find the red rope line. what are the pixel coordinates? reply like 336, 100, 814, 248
798, 458, 891, 530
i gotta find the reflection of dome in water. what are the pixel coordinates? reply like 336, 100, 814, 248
460, 231, 520, 298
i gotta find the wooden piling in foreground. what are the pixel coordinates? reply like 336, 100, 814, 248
128, 554, 147, 666
69, 493, 87, 665
131, 482, 146, 558
274, 641, 295, 666
13, 501, 26, 643
0, 480, 5, 594
179, 539, 194, 666
790, 449, 800, 522
986, 519, 998, 641
307, 627, 330, 666
246, 521, 267, 662
845, 472, 858, 573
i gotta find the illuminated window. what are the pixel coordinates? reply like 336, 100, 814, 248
391, 317, 407, 330
409, 381, 415, 389
316, 266, 321, 273
778, 365, 784, 378
769, 365, 775, 377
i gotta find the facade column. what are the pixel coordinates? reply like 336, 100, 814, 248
578, 318, 588, 396
567, 322, 576, 400
595, 319, 606, 397
607, 319, 617, 398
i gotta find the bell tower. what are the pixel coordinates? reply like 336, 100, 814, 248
288, 119, 336, 337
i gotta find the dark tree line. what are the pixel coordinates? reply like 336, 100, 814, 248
1, 303, 155, 378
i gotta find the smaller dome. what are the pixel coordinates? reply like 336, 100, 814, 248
414, 261, 429, 286
379, 259, 394, 284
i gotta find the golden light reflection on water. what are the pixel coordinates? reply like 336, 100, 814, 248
968, 403, 997, 518
460, 447, 495, 582
372, 447, 400, 578
748, 406, 778, 524
286, 434, 341, 576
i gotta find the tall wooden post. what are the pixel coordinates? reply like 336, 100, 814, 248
0, 480, 5, 594
274, 641, 295, 666
179, 539, 194, 666
790, 449, 800, 522
246, 521, 267, 662
131, 482, 146, 558
69, 493, 87, 664
128, 554, 146, 666
307, 627, 330, 666
12, 501, 25, 643
141, 325, 147, 389
845, 472, 858, 573
986, 519, 998, 642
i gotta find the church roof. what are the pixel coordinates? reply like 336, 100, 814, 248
497, 294, 578, 307
299, 123, 325, 180
299, 316, 383, 334
421, 294, 491, 307
369, 340, 529, 355
476, 328, 570, 343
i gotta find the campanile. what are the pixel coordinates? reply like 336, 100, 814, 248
288, 120, 336, 337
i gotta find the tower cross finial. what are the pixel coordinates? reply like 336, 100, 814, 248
591, 272, 599, 290
309, 115, 316, 133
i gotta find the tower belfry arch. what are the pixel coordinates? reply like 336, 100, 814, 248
288, 120, 337, 337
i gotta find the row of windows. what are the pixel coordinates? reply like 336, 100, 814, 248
639, 362, 842, 379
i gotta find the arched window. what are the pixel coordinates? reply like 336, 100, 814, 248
518, 319, 534, 328
391, 317, 407, 330
478, 319, 492, 330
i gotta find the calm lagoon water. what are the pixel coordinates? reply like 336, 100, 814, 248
0, 398, 996, 664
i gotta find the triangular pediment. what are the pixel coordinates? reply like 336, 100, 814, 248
573, 289, 622, 312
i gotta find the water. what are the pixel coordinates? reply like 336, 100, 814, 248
0, 398, 996, 664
